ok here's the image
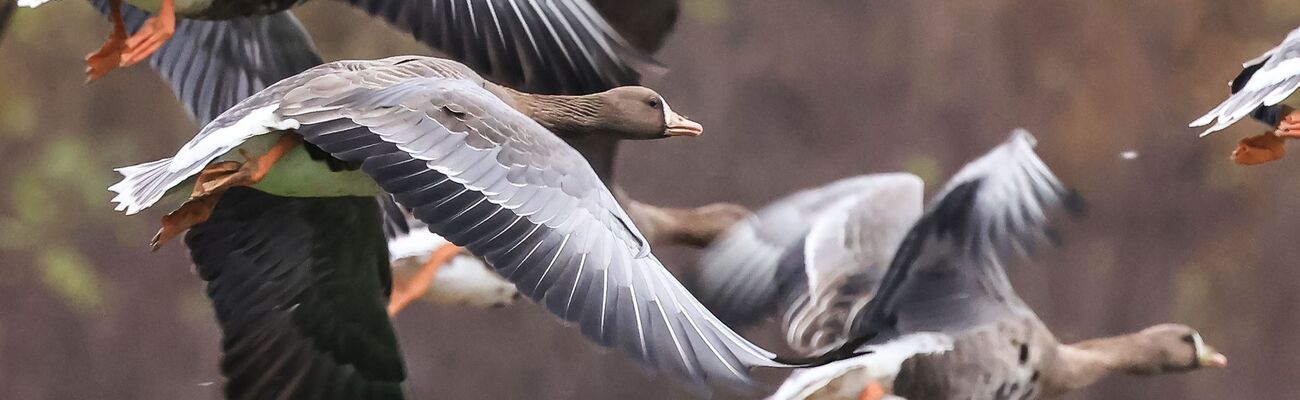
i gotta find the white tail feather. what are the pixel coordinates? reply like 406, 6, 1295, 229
108, 158, 179, 215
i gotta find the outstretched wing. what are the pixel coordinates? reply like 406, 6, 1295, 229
779, 175, 923, 354
849, 130, 1075, 341
340, 0, 651, 94
89, 0, 323, 125
695, 174, 918, 329
1191, 26, 1300, 136
186, 188, 406, 400
278, 75, 793, 392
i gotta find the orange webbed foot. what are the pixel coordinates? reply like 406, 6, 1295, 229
1277, 109, 1300, 139
84, 33, 127, 83
149, 136, 302, 250
85, 0, 128, 82
1232, 132, 1287, 166
150, 194, 221, 250
119, 0, 175, 66
857, 382, 886, 400
388, 244, 462, 316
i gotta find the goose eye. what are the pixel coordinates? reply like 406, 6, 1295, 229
647, 98, 660, 108
1181, 334, 1196, 344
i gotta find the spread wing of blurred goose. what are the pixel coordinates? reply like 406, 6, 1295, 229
108, 55, 812, 397
27, 0, 649, 92
774, 175, 922, 356
695, 175, 918, 329
770, 131, 1225, 400
1191, 25, 1300, 165
587, 0, 678, 55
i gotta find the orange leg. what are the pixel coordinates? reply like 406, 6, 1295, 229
84, 0, 128, 82
1277, 110, 1300, 139
150, 135, 302, 250
388, 244, 462, 316
1232, 131, 1288, 166
858, 382, 886, 400
119, 0, 176, 66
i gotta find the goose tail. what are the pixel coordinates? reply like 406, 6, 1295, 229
109, 158, 179, 215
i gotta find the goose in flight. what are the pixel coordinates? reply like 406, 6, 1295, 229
698, 131, 1226, 399
23, 0, 651, 91
107, 55, 824, 398
1191, 25, 1300, 165
92, 0, 742, 315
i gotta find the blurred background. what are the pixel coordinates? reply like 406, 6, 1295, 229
0, 0, 1295, 398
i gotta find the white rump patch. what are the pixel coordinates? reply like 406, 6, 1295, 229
171, 104, 299, 170
18, 0, 54, 8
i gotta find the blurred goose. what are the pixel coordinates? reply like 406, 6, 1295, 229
701, 131, 1226, 399
24, 0, 650, 88
1191, 25, 1300, 165
381, 196, 519, 311
108, 55, 819, 398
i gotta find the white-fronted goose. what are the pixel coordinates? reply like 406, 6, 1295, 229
103, 3, 743, 314
1191, 25, 1300, 165
698, 131, 1225, 399
108, 55, 818, 398
25, 0, 649, 90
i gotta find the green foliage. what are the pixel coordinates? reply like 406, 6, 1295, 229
683, 0, 729, 25
900, 153, 941, 189
38, 244, 111, 314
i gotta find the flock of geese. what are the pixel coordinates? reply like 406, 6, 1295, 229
14, 0, 1300, 399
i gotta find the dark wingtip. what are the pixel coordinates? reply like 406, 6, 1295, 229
1063, 189, 1087, 218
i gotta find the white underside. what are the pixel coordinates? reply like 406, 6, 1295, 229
389, 228, 519, 308
767, 333, 953, 400
17, 0, 54, 8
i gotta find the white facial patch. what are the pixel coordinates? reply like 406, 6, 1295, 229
1191, 331, 1206, 359
660, 97, 674, 125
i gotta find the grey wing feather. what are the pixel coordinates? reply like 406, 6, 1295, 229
585, 0, 679, 54
849, 130, 1073, 341
186, 188, 406, 400
339, 0, 651, 95
276, 75, 792, 392
695, 174, 921, 329
1191, 26, 1300, 135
